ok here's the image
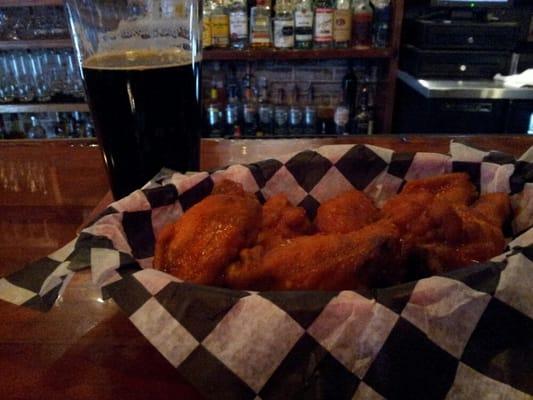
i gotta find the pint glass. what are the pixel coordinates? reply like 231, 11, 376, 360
66, 0, 201, 199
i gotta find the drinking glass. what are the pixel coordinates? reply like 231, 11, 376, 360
0, 9, 8, 40
29, 51, 52, 102
48, 49, 65, 95
10, 51, 35, 102
66, 0, 202, 199
0, 52, 15, 103
62, 50, 84, 98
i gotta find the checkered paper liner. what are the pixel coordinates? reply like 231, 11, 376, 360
1, 142, 532, 399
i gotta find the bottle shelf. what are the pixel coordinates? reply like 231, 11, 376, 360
203, 47, 394, 61
0, 38, 72, 50
0, 103, 89, 113
0, 0, 63, 7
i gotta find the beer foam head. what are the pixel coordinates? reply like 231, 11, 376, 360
84, 48, 195, 70
85, 14, 201, 70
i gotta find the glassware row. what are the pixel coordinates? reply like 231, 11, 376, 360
0, 49, 85, 104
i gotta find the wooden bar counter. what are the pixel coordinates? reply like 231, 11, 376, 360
0, 135, 532, 399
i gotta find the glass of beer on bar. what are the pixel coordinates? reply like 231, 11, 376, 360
65, 0, 201, 199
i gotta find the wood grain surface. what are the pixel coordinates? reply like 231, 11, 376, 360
1, 135, 532, 399
200, 135, 533, 170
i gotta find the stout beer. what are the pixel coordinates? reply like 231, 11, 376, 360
82, 49, 201, 199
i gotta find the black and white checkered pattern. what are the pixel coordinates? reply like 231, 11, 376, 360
0, 239, 78, 311
1, 142, 532, 399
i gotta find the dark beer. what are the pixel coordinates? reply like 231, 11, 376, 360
82, 49, 201, 199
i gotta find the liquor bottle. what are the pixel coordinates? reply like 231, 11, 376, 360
211, 0, 230, 48
5, 114, 26, 139
27, 114, 46, 139
371, 0, 390, 48
211, 61, 227, 104
294, 0, 313, 49
342, 63, 358, 125
352, 0, 373, 47
0, 115, 5, 139
250, 0, 273, 48
228, 0, 248, 49
84, 114, 96, 138
242, 62, 255, 91
225, 63, 240, 100
242, 87, 258, 136
334, 92, 350, 135
206, 84, 224, 137
273, 88, 289, 136
367, 64, 378, 111
316, 100, 331, 135
202, 0, 213, 48
161, 0, 184, 18
40, 113, 55, 138
225, 86, 242, 136
64, 113, 76, 137
55, 112, 69, 137
257, 77, 273, 136
333, 0, 352, 48
71, 112, 87, 137
288, 85, 303, 136
303, 84, 317, 135
353, 84, 372, 134
20, 113, 32, 135
273, 0, 295, 49
313, 0, 334, 48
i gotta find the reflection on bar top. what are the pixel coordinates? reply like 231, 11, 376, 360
398, 70, 533, 100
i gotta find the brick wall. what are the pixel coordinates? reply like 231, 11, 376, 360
202, 59, 386, 107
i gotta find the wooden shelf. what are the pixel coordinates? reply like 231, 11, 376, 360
0, 103, 88, 113
203, 47, 394, 61
0, 38, 71, 50
0, 0, 63, 7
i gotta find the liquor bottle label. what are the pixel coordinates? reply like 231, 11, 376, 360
207, 105, 221, 125
226, 104, 239, 124
230, 11, 248, 39
356, 120, 369, 134
314, 8, 334, 42
294, 10, 313, 42
211, 14, 230, 45
304, 107, 316, 125
274, 19, 294, 48
259, 105, 273, 123
333, 9, 352, 43
274, 107, 288, 126
251, 15, 272, 44
289, 107, 303, 126
243, 104, 257, 124
202, 16, 212, 47
334, 105, 349, 126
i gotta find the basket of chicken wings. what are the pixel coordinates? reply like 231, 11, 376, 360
2, 142, 532, 399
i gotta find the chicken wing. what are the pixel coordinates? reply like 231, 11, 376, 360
153, 190, 261, 285
416, 203, 507, 274
471, 192, 511, 228
381, 191, 436, 247
381, 173, 509, 276
401, 172, 478, 206
225, 220, 402, 291
381, 173, 478, 250
315, 189, 380, 234
212, 179, 247, 196
258, 193, 314, 250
